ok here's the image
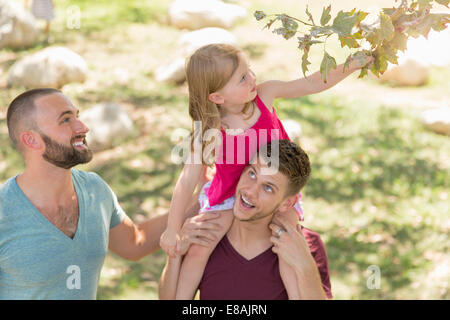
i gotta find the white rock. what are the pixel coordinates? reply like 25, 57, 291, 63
8, 46, 88, 88
420, 107, 450, 136
281, 119, 302, 143
178, 27, 238, 56
155, 57, 186, 83
380, 59, 429, 87
169, 0, 247, 30
155, 27, 238, 83
80, 103, 134, 152
0, 0, 40, 49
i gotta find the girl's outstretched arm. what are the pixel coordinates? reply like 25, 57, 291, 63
257, 55, 373, 103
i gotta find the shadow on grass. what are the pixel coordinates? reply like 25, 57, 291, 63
326, 218, 430, 298
276, 96, 449, 298
97, 249, 166, 300
277, 97, 449, 203
90, 135, 180, 217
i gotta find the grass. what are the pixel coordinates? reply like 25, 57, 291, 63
1, 0, 449, 299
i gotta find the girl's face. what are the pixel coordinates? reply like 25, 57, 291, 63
212, 53, 257, 113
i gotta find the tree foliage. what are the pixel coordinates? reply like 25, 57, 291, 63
254, 0, 450, 82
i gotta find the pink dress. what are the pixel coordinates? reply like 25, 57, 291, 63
198, 95, 304, 220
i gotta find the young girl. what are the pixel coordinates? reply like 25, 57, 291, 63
160, 43, 372, 299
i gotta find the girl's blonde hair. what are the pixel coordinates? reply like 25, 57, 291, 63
186, 43, 252, 165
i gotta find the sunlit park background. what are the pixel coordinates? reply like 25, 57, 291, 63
1, 0, 449, 299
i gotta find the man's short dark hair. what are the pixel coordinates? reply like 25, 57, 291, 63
259, 139, 311, 197
7, 88, 61, 151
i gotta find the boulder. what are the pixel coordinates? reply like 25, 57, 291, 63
380, 59, 429, 87
8, 46, 88, 89
80, 103, 134, 152
169, 0, 246, 30
420, 107, 450, 136
155, 27, 238, 83
0, 0, 40, 49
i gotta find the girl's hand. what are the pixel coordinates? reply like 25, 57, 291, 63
160, 228, 179, 258
176, 212, 222, 256
349, 52, 375, 69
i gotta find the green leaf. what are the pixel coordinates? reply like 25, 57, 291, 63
378, 12, 395, 42
263, 18, 276, 30
305, 5, 315, 25
382, 8, 396, 16
310, 26, 334, 37
380, 44, 399, 65
344, 54, 353, 72
320, 51, 337, 83
371, 50, 388, 76
389, 32, 408, 52
332, 10, 361, 36
320, 5, 332, 26
280, 15, 299, 32
254, 10, 266, 21
339, 35, 360, 48
418, 0, 433, 9
301, 51, 311, 78
435, 0, 449, 7
358, 66, 369, 78
407, 13, 449, 38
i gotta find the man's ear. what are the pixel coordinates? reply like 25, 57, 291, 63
208, 92, 225, 105
277, 194, 298, 213
20, 131, 43, 151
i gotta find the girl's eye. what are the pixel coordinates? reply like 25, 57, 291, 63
241, 75, 246, 82
61, 118, 70, 124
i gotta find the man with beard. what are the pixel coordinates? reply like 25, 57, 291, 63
0, 88, 192, 299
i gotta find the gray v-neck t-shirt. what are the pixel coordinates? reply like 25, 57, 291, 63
0, 169, 126, 299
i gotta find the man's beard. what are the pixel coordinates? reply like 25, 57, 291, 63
40, 132, 93, 169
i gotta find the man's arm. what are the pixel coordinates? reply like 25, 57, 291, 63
108, 202, 200, 261
108, 213, 168, 261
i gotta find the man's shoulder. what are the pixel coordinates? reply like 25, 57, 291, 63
0, 177, 20, 215
72, 169, 108, 189
0, 176, 16, 196
71, 169, 117, 203
301, 226, 326, 253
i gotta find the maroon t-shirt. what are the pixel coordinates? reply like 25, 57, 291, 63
198, 227, 333, 300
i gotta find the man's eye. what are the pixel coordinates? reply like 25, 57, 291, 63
264, 185, 273, 193
61, 118, 70, 124
249, 170, 255, 178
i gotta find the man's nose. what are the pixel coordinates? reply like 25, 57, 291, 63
74, 118, 89, 135
245, 182, 259, 200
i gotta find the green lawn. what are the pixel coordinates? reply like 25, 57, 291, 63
0, 0, 449, 299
